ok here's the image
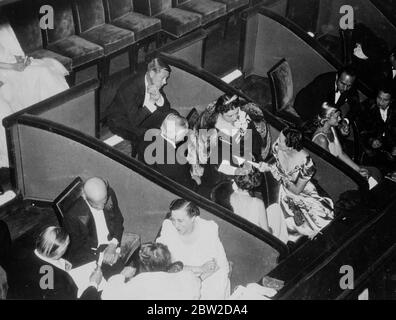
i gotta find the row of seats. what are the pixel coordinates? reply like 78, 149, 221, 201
4, 0, 254, 86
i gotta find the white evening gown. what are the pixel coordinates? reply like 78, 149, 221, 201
0, 20, 69, 113
102, 271, 202, 300
157, 217, 231, 300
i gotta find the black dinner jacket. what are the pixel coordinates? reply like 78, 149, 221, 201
7, 252, 99, 300
361, 103, 396, 150
138, 133, 196, 190
63, 187, 124, 266
103, 72, 171, 139
294, 72, 360, 121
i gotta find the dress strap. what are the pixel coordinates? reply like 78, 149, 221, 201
312, 132, 329, 143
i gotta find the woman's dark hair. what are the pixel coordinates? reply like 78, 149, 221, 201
147, 57, 171, 73
377, 82, 393, 97
169, 199, 200, 217
282, 127, 304, 151
210, 181, 234, 211
138, 242, 172, 273
215, 94, 242, 114
234, 169, 262, 195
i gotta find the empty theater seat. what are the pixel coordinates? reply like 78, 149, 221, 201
39, 0, 104, 85
73, 0, 136, 81
5, 1, 72, 73
133, 0, 203, 39
174, 0, 227, 26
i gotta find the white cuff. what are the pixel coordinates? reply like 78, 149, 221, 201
110, 238, 119, 246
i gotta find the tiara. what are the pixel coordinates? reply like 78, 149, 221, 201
224, 95, 238, 105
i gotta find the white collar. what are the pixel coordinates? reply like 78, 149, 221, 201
34, 249, 70, 271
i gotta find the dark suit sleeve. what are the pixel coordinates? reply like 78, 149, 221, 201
106, 189, 124, 244
79, 286, 100, 300
63, 202, 96, 266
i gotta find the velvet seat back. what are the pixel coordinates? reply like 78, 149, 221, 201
107, 0, 134, 20
6, 0, 43, 54
42, 0, 76, 43
74, 0, 107, 32
133, 0, 172, 16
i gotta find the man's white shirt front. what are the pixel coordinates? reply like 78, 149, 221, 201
85, 200, 118, 248
380, 107, 389, 123
335, 82, 341, 104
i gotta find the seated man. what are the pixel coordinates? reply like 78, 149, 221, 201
138, 113, 196, 190
360, 84, 396, 174
103, 58, 177, 156
294, 66, 361, 122
63, 177, 124, 269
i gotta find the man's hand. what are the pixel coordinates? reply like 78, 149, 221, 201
102, 243, 119, 266
121, 266, 136, 280
147, 84, 161, 102
371, 139, 382, 149
339, 119, 350, 136
89, 266, 103, 286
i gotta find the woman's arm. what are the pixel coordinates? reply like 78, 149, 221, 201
313, 134, 330, 153
0, 62, 27, 71
283, 177, 309, 195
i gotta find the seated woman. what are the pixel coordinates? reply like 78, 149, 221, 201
231, 170, 288, 243
156, 199, 230, 300
188, 94, 271, 196
101, 242, 201, 300
0, 18, 69, 113
312, 102, 381, 183
7, 226, 101, 300
258, 128, 334, 241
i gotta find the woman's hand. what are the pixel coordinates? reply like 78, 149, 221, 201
258, 162, 270, 173
199, 259, 219, 280
121, 266, 136, 280
371, 139, 382, 149
12, 61, 27, 72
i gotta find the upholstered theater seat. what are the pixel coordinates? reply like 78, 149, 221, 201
133, 0, 202, 39
105, 0, 162, 42
47, 36, 104, 68
79, 24, 135, 56
6, 0, 72, 72
73, 0, 136, 80
30, 49, 73, 72
214, 0, 250, 13
176, 0, 227, 25
41, 0, 104, 84
158, 8, 202, 38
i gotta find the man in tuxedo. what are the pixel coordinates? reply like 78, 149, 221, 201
388, 47, 396, 96
360, 84, 396, 174
139, 113, 197, 190
63, 177, 124, 268
294, 66, 361, 122
104, 58, 176, 156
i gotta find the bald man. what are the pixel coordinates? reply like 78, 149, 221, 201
63, 177, 124, 267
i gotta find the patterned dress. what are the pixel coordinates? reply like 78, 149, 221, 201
271, 142, 334, 241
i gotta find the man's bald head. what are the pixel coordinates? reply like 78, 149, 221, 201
83, 177, 108, 210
